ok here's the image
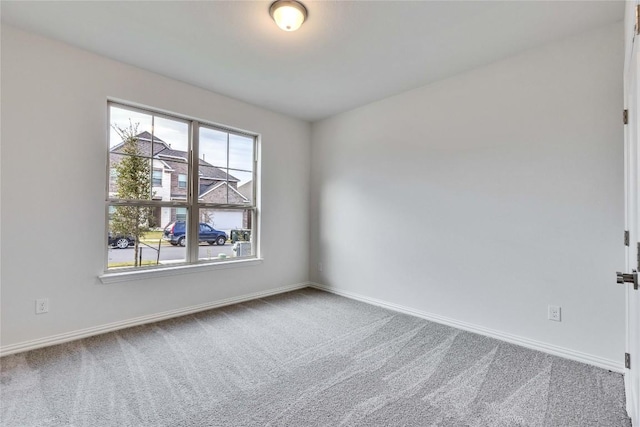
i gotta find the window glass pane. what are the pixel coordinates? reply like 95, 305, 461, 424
229, 134, 253, 171
107, 205, 187, 269
108, 205, 154, 241
153, 116, 189, 155
160, 212, 190, 254
199, 127, 228, 169
199, 178, 230, 204
108, 155, 154, 200
197, 171, 252, 205
109, 106, 153, 152
198, 172, 252, 205
229, 170, 253, 204
198, 208, 254, 261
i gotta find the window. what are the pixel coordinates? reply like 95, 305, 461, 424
106, 102, 257, 272
152, 169, 162, 186
176, 207, 187, 222
178, 174, 187, 188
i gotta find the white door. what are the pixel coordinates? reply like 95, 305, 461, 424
624, 3, 640, 422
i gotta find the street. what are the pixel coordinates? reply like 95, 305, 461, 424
108, 242, 237, 266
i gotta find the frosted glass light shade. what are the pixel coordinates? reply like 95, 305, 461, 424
270, 0, 307, 32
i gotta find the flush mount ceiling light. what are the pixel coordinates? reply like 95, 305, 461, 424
270, 0, 307, 32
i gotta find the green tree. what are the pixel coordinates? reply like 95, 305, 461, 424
110, 121, 154, 267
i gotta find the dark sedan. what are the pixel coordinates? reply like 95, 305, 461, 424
108, 233, 135, 249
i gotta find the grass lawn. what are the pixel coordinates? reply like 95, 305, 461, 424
140, 231, 165, 246
108, 260, 158, 268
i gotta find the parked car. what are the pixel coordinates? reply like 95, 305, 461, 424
108, 233, 135, 249
163, 221, 227, 246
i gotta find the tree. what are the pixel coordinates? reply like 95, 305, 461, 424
110, 121, 154, 267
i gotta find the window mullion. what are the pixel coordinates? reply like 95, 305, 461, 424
188, 121, 200, 263
226, 132, 230, 204
150, 115, 155, 200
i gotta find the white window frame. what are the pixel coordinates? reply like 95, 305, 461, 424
101, 101, 260, 282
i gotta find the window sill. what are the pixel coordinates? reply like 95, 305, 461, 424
99, 258, 263, 284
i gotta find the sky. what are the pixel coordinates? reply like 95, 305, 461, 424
110, 105, 254, 185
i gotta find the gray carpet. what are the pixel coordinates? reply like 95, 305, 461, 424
0, 288, 631, 426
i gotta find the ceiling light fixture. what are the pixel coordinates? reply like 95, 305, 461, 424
270, 0, 307, 32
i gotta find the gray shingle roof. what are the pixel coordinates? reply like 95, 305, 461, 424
111, 132, 238, 182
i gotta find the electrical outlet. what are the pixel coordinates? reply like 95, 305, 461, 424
317, 262, 323, 272
548, 305, 561, 322
36, 298, 49, 314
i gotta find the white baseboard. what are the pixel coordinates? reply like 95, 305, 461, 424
309, 283, 625, 373
0, 282, 309, 357
3, 281, 626, 374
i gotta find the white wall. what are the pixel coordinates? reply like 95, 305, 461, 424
310, 22, 626, 363
0, 26, 311, 347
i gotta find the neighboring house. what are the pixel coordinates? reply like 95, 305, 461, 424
238, 180, 253, 202
237, 180, 254, 232
109, 131, 250, 233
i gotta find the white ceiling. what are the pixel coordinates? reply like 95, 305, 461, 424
1, 1, 623, 122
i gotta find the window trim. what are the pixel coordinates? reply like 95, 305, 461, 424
105, 100, 260, 276
99, 258, 264, 284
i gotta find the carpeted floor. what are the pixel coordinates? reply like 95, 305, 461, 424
0, 288, 631, 426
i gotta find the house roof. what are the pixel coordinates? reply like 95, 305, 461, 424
199, 180, 249, 203
111, 132, 238, 182
199, 166, 237, 182
238, 180, 253, 200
